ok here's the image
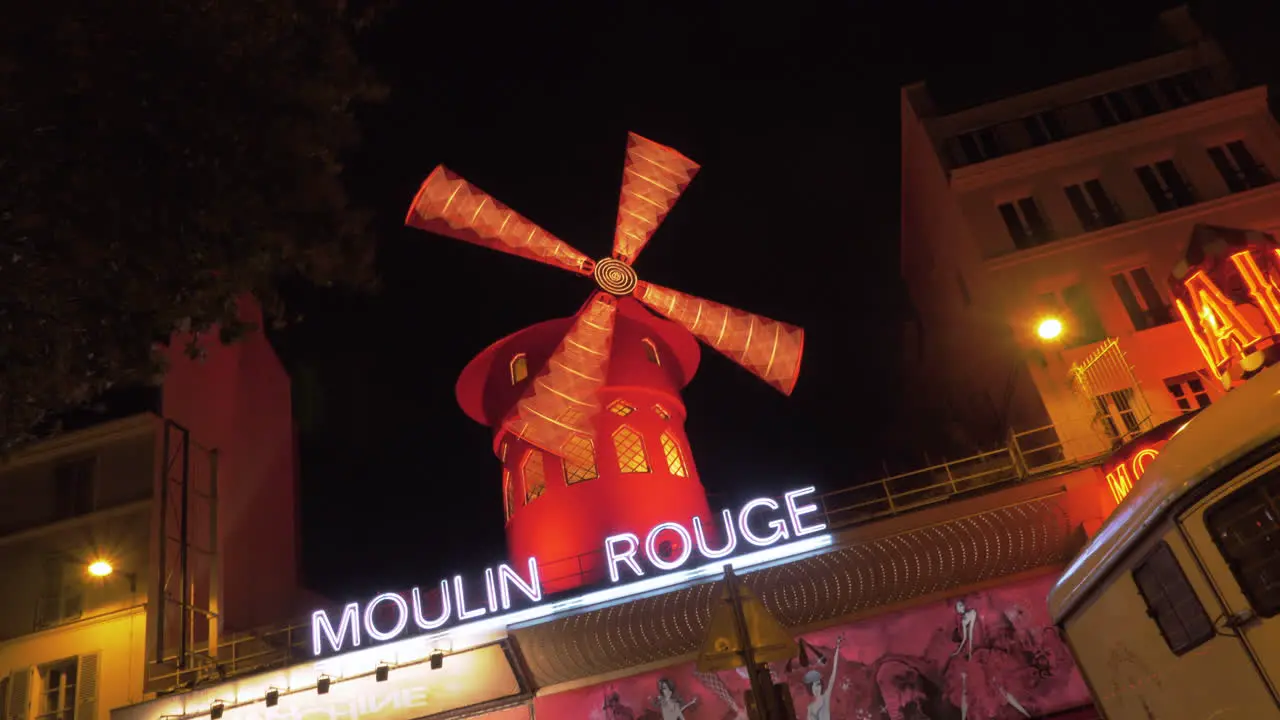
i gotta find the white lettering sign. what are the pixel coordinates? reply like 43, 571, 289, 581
310, 487, 828, 655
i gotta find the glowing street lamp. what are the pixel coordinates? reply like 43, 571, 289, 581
87, 560, 114, 578
1036, 317, 1064, 342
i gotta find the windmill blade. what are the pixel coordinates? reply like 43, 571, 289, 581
636, 282, 804, 396
406, 165, 592, 276
613, 133, 701, 265
504, 294, 617, 455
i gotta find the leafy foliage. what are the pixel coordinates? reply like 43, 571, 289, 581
0, 0, 385, 447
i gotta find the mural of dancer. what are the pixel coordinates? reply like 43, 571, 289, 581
527, 574, 1092, 720
650, 678, 698, 720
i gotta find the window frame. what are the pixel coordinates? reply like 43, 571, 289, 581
1131, 541, 1216, 656
1205, 463, 1280, 619
509, 353, 529, 385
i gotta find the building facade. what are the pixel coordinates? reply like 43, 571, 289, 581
900, 5, 1280, 462
0, 298, 305, 720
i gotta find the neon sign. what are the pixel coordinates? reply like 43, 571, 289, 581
1171, 236, 1280, 387
311, 487, 830, 656
1105, 446, 1161, 505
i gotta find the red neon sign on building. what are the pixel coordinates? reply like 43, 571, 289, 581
1170, 225, 1280, 388
1103, 413, 1195, 505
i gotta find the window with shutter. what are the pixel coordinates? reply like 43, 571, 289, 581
5, 668, 30, 720
74, 655, 97, 720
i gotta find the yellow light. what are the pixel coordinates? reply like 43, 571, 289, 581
87, 560, 114, 578
1036, 317, 1064, 341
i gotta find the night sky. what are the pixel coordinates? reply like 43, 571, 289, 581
280, 0, 1234, 601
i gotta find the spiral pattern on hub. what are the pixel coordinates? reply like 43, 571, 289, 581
593, 257, 638, 296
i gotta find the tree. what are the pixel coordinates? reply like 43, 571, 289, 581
0, 0, 386, 448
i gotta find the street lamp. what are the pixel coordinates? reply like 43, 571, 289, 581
87, 560, 114, 578
1036, 317, 1064, 341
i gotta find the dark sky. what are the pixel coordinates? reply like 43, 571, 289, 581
282, 0, 1215, 601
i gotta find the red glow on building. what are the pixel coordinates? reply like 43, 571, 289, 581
1102, 413, 1193, 505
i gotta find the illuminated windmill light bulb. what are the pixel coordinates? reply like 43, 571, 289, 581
87, 560, 114, 577
1036, 317, 1064, 341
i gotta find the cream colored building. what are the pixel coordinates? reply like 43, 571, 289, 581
0, 300, 305, 720
901, 5, 1280, 461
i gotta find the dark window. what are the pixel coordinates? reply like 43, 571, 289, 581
53, 458, 95, 521
1165, 374, 1211, 412
956, 127, 1005, 165
1132, 84, 1161, 116
1135, 161, 1196, 212
1062, 283, 1106, 346
1107, 92, 1134, 122
997, 196, 1054, 250
1095, 389, 1141, 439
1111, 268, 1172, 331
1091, 96, 1117, 127
1064, 180, 1124, 231
1207, 141, 1273, 193
1022, 111, 1065, 147
1132, 542, 1215, 654
1207, 465, 1280, 617
1159, 73, 1202, 109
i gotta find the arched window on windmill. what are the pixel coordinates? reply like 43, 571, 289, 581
503, 469, 516, 520
562, 435, 598, 485
659, 431, 688, 477
510, 353, 529, 385
641, 338, 661, 366
522, 449, 546, 502
613, 426, 650, 474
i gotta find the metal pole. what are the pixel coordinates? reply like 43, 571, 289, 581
156, 422, 171, 663
723, 565, 773, 719
178, 425, 191, 669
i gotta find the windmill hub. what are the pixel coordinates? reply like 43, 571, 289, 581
593, 257, 638, 296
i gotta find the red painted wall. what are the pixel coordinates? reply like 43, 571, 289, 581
531, 572, 1093, 720
160, 296, 301, 632
457, 298, 714, 591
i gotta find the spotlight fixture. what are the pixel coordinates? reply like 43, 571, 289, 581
265, 688, 279, 707
210, 701, 224, 720
430, 650, 444, 670
375, 662, 389, 682
317, 675, 331, 694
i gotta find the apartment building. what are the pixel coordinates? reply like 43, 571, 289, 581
900, 5, 1280, 461
0, 298, 304, 720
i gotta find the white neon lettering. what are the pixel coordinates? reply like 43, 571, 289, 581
645, 522, 693, 571
454, 575, 486, 621
738, 498, 789, 547
497, 557, 542, 609
784, 486, 827, 537
484, 567, 499, 613
363, 592, 409, 642
694, 509, 738, 559
605, 533, 644, 582
311, 602, 361, 655
412, 581, 451, 630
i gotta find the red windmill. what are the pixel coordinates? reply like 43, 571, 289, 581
405, 133, 805, 592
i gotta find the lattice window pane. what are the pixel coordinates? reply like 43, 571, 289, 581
510, 354, 528, 384
608, 399, 634, 416
522, 450, 546, 502
652, 404, 670, 420
613, 427, 650, 473
504, 470, 516, 519
660, 432, 687, 477
562, 435, 598, 485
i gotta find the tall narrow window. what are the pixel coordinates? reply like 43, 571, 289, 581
562, 435, 598, 485
997, 196, 1054, 249
1111, 268, 1172, 331
1064, 180, 1124, 231
37, 658, 78, 720
613, 426, 650, 474
1135, 160, 1195, 212
1132, 543, 1214, 654
521, 450, 546, 503
1061, 283, 1107, 347
1131, 84, 1161, 116
659, 432, 688, 477
1022, 111, 1064, 146
1094, 389, 1141, 440
1091, 91, 1134, 127
1207, 141, 1273, 193
503, 470, 516, 519
1165, 374, 1211, 413
53, 458, 95, 521
955, 127, 1004, 164
1158, 73, 1202, 109
36, 557, 82, 628
641, 338, 661, 366
509, 354, 528, 384
1206, 465, 1280, 617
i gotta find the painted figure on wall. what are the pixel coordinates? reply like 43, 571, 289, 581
532, 574, 1091, 720
803, 635, 844, 720
651, 678, 698, 720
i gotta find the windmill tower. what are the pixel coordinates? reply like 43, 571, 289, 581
405, 133, 805, 592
